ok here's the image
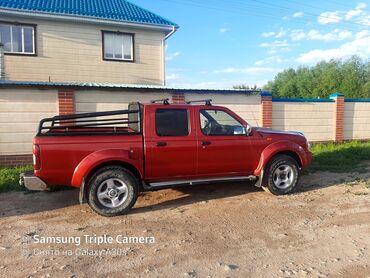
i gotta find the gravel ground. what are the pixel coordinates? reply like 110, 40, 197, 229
0, 166, 369, 278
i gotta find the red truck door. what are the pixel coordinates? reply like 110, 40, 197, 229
146, 106, 197, 180
195, 108, 254, 177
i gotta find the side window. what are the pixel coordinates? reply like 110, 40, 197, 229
156, 109, 189, 136
200, 109, 245, 136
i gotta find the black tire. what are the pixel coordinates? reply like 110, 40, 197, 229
87, 166, 139, 217
261, 155, 300, 195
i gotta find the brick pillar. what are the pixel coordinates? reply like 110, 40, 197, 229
172, 92, 185, 104
330, 92, 345, 142
58, 90, 75, 115
261, 91, 272, 128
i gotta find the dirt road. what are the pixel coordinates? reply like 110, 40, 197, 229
0, 168, 369, 278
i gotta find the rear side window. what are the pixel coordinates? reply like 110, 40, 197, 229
156, 109, 189, 136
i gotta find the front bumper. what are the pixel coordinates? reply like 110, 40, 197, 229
19, 172, 49, 191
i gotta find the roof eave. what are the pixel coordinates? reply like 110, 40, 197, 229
0, 80, 260, 95
0, 8, 179, 33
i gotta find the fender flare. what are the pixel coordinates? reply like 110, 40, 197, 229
71, 149, 142, 188
253, 140, 305, 177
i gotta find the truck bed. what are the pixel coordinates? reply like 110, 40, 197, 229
33, 104, 144, 186
34, 134, 144, 186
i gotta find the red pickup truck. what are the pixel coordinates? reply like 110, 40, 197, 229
21, 99, 312, 216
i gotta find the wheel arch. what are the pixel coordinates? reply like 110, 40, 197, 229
270, 151, 302, 168
85, 160, 142, 186
71, 149, 143, 188
254, 141, 305, 177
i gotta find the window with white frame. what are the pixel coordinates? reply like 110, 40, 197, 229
0, 23, 36, 55
103, 31, 134, 61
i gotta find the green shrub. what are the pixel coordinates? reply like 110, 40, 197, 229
0, 165, 33, 192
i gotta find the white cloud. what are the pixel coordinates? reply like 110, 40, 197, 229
359, 15, 370, 26
290, 29, 306, 41
219, 27, 229, 33
290, 29, 352, 41
297, 34, 370, 64
166, 73, 181, 81
318, 3, 368, 25
293, 12, 304, 18
167, 51, 180, 61
261, 28, 286, 39
261, 31, 275, 38
259, 40, 292, 56
308, 29, 352, 41
356, 29, 370, 39
254, 55, 286, 66
318, 11, 342, 24
213, 67, 282, 74
259, 40, 289, 48
345, 3, 367, 20
254, 60, 265, 66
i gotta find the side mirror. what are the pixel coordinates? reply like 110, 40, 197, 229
246, 124, 252, 136
233, 126, 247, 135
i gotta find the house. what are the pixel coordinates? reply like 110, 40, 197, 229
0, 0, 178, 85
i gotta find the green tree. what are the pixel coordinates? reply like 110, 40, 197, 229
256, 56, 370, 98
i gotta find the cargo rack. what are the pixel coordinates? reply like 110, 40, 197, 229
186, 99, 212, 106
37, 102, 142, 136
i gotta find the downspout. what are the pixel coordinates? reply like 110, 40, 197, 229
0, 43, 5, 80
163, 26, 177, 86
165, 25, 177, 40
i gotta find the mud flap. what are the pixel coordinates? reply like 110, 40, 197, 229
79, 178, 85, 205
255, 169, 264, 188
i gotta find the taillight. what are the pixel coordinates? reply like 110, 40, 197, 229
33, 144, 40, 170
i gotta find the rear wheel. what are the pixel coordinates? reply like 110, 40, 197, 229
262, 155, 300, 195
87, 166, 138, 217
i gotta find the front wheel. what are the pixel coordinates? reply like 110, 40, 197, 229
87, 166, 139, 217
262, 155, 300, 195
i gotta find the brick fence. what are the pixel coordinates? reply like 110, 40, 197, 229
0, 87, 370, 167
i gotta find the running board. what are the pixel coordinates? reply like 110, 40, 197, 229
146, 175, 257, 189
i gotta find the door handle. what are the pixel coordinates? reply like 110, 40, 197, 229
201, 141, 211, 146
156, 141, 167, 147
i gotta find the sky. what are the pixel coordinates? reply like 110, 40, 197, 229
133, 0, 370, 89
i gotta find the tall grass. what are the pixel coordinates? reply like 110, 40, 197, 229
310, 141, 370, 172
0, 165, 33, 192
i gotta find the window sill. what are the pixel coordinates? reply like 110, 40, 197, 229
4, 52, 37, 57
103, 57, 135, 63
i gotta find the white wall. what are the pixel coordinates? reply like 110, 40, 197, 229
0, 89, 58, 155
344, 102, 370, 140
75, 90, 171, 112
272, 101, 335, 142
2, 15, 165, 85
185, 93, 261, 126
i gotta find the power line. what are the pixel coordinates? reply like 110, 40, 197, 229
223, 0, 367, 28
158, 0, 366, 31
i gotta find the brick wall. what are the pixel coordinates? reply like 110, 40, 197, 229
171, 92, 186, 104
0, 154, 33, 167
331, 93, 345, 142
261, 92, 272, 128
58, 90, 75, 115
